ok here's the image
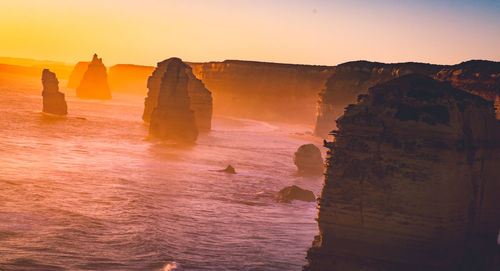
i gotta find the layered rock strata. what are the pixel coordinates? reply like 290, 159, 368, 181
75, 54, 111, 99
144, 58, 213, 131
305, 75, 500, 270
41, 69, 67, 115
314, 60, 500, 138
149, 58, 199, 143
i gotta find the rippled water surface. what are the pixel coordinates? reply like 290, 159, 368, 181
0, 84, 323, 271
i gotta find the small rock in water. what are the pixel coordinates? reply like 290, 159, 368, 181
275, 185, 315, 203
218, 165, 236, 174
293, 144, 323, 175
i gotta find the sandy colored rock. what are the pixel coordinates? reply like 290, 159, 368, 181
144, 58, 212, 131
42, 69, 67, 115
293, 144, 323, 175
76, 54, 111, 100
149, 58, 198, 143
305, 74, 500, 270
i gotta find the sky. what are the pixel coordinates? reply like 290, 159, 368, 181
0, 0, 499, 66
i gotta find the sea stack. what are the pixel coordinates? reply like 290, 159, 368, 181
76, 54, 111, 99
149, 58, 199, 143
42, 69, 67, 115
305, 75, 500, 270
143, 58, 212, 131
293, 144, 323, 175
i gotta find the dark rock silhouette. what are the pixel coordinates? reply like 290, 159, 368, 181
305, 75, 500, 270
41, 69, 67, 115
75, 54, 111, 100
149, 58, 198, 143
144, 58, 212, 130
217, 165, 236, 174
275, 185, 315, 203
294, 144, 323, 175
314, 60, 500, 138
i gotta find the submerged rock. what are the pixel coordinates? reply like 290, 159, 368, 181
305, 74, 500, 270
143, 58, 212, 131
217, 165, 236, 174
41, 69, 67, 115
275, 185, 315, 203
149, 58, 198, 143
293, 144, 323, 175
76, 54, 111, 100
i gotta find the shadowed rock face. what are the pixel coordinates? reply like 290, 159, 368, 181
305, 75, 500, 270
42, 69, 67, 115
149, 58, 199, 143
144, 58, 213, 131
294, 144, 323, 175
76, 54, 111, 100
275, 185, 316, 203
314, 60, 500, 138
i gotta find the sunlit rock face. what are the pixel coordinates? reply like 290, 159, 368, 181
67, 61, 89, 89
189, 60, 334, 124
75, 54, 111, 99
293, 144, 323, 175
314, 60, 500, 138
144, 58, 213, 131
42, 69, 67, 115
149, 58, 199, 143
305, 75, 500, 270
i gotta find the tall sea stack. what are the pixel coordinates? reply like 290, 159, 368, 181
76, 54, 111, 100
305, 75, 500, 270
42, 69, 67, 115
144, 58, 212, 130
149, 58, 199, 143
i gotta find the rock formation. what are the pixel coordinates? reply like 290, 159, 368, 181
275, 185, 316, 203
314, 60, 500, 138
41, 69, 67, 115
144, 58, 213, 131
67, 61, 90, 88
305, 75, 500, 270
149, 58, 199, 143
217, 165, 236, 174
75, 54, 111, 99
293, 144, 323, 175
189, 60, 334, 124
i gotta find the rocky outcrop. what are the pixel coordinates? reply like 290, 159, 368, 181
217, 165, 236, 174
108, 64, 155, 95
189, 60, 334, 124
275, 185, 316, 203
149, 58, 199, 143
144, 58, 213, 130
67, 61, 90, 88
314, 60, 500, 138
75, 54, 111, 99
305, 75, 500, 270
294, 144, 323, 175
41, 69, 67, 115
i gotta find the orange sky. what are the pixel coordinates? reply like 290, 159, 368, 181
1, 0, 499, 66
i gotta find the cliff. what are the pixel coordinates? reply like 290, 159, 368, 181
76, 54, 111, 100
149, 58, 199, 143
314, 60, 500, 138
189, 60, 334, 124
108, 64, 155, 95
305, 75, 500, 270
144, 58, 213, 130
67, 61, 90, 88
41, 69, 67, 115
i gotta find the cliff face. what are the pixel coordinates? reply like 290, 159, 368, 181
314, 60, 500, 138
189, 60, 334, 124
149, 58, 199, 143
108, 64, 155, 95
67, 61, 90, 89
144, 58, 213, 130
42, 69, 67, 115
76, 54, 111, 100
305, 75, 500, 270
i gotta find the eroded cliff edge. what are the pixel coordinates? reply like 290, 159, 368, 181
314, 60, 500, 138
305, 75, 500, 270
144, 58, 213, 131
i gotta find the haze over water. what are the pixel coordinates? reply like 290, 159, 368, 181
0, 83, 323, 270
